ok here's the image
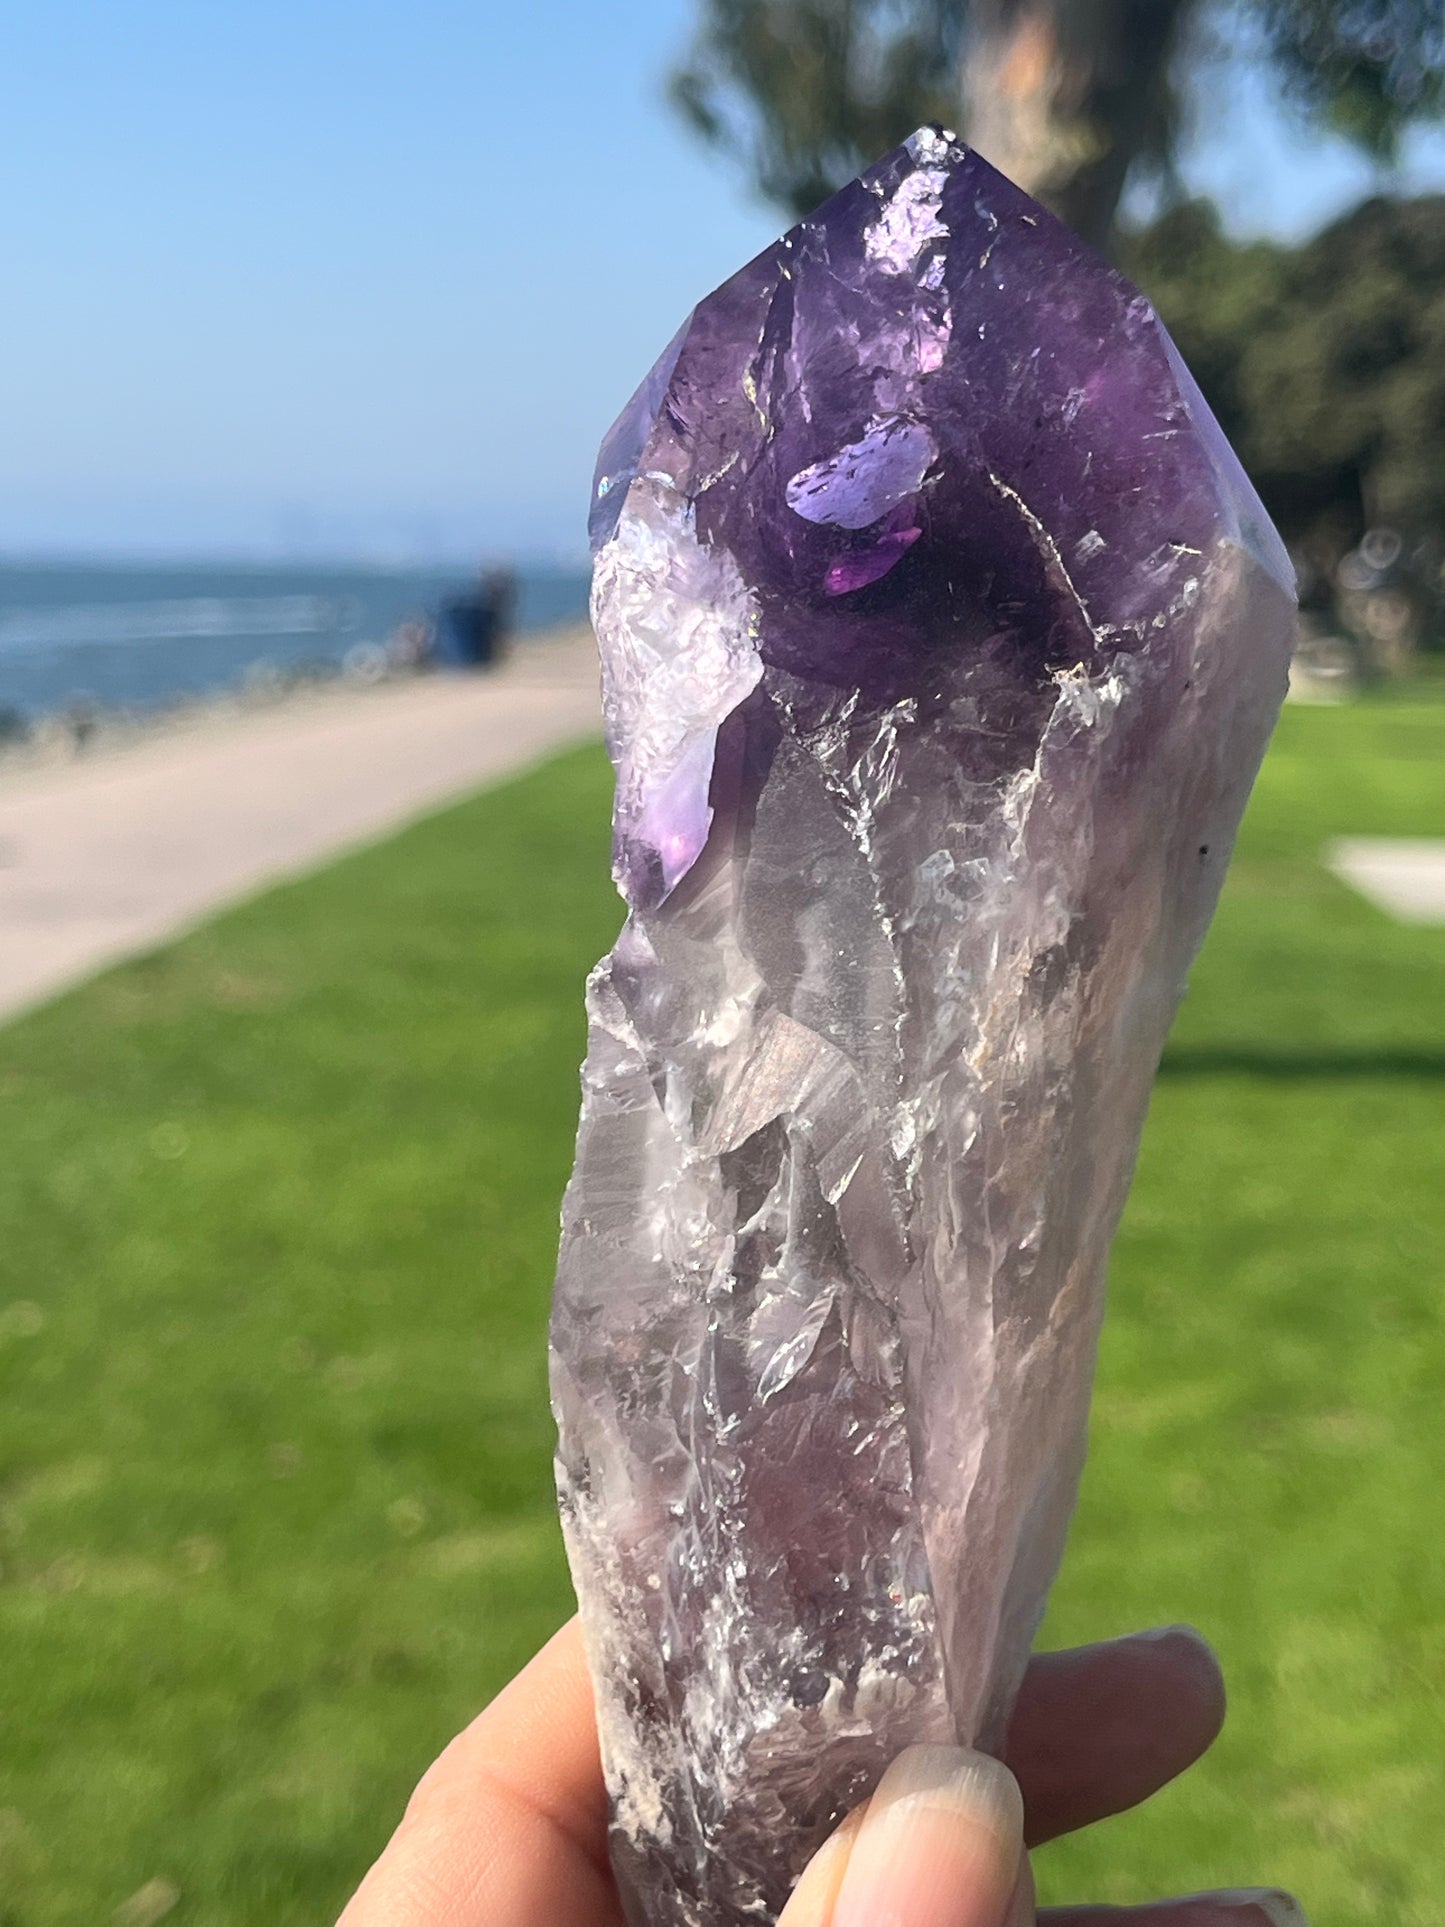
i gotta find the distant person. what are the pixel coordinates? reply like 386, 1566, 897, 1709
389, 618, 435, 674
481, 564, 517, 657
63, 697, 98, 754
433, 564, 518, 671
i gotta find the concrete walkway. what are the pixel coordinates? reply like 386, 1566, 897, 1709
1327, 837, 1445, 925
0, 626, 601, 1023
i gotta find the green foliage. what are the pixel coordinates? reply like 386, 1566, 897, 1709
671, 0, 969, 216
672, 0, 1445, 230
1252, 0, 1445, 156
1, 712, 1443, 1921
1125, 192, 1445, 541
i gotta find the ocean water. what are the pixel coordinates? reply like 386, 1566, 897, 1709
0, 560, 592, 719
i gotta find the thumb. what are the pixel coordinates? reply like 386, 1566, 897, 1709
780, 1745, 1029, 1927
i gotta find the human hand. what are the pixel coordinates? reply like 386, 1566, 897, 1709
338, 1617, 1304, 1927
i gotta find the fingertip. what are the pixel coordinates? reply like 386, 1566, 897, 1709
828, 1746, 1024, 1927
778, 1804, 868, 1927
1197, 1887, 1308, 1927
1140, 1625, 1227, 1752
1008, 1624, 1228, 1847
1144, 1623, 1224, 1684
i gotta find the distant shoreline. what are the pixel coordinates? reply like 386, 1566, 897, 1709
0, 557, 591, 721
0, 620, 596, 785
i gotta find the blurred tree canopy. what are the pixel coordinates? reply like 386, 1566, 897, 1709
1124, 192, 1445, 556
672, 0, 1445, 248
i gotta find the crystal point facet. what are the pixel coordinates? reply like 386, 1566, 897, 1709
551, 129, 1295, 1927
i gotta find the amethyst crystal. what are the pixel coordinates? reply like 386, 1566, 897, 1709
551, 128, 1295, 1926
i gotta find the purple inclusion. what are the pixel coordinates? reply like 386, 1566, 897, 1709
825, 526, 922, 595
785, 417, 937, 530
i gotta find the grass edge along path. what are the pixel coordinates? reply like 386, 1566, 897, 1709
0, 709, 1441, 1925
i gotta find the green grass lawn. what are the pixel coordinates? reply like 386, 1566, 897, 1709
0, 702, 1441, 1925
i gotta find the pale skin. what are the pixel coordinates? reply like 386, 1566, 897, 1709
339, 1617, 1305, 1927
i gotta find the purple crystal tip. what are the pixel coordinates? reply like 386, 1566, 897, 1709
590, 126, 1291, 912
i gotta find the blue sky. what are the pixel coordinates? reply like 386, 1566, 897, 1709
1, 0, 1442, 564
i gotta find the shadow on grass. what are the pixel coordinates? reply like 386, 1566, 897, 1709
1159, 1046, 1445, 1080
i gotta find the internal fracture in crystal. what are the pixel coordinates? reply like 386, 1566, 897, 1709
550, 126, 1296, 1927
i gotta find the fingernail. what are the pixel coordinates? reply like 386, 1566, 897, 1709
830, 1745, 1024, 1927
1198, 1889, 1309, 1927
1140, 1623, 1215, 1657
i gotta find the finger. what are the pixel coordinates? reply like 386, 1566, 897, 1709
1006, 1626, 1226, 1846
1005, 1855, 1038, 1927
780, 1745, 1025, 1927
338, 1617, 621, 1927
777, 1805, 868, 1927
1040, 1891, 1306, 1927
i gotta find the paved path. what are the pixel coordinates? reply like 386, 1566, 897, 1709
1328, 837, 1445, 924
0, 627, 601, 1023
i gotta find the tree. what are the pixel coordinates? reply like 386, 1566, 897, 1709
671, 0, 1445, 250
1124, 192, 1445, 538
960, 0, 1190, 248
1124, 191, 1445, 655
